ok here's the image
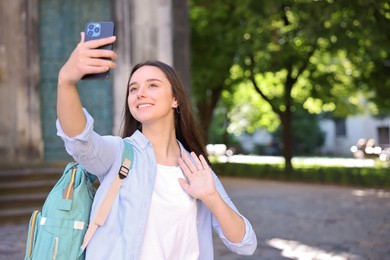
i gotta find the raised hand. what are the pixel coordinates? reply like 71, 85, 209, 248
58, 32, 117, 86
57, 32, 117, 137
178, 152, 246, 243
178, 152, 217, 201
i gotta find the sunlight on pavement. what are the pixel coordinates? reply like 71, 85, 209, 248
267, 238, 362, 260
220, 155, 376, 167
291, 157, 376, 167
351, 189, 390, 198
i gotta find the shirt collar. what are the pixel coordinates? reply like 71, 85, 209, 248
129, 130, 150, 150
129, 130, 189, 155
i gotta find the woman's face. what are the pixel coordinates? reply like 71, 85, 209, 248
128, 66, 178, 126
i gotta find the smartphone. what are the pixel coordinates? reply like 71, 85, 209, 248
81, 21, 115, 80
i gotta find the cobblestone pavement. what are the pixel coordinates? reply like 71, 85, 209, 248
1, 178, 389, 260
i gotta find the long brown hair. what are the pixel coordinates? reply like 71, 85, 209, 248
121, 60, 211, 165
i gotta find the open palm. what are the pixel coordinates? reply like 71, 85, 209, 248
178, 152, 217, 201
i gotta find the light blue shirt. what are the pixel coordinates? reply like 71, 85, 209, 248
56, 109, 257, 259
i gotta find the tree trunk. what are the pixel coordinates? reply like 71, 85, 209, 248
197, 102, 213, 142
282, 68, 294, 174
280, 111, 293, 174
196, 86, 224, 143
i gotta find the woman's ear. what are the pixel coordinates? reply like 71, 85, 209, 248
172, 98, 179, 108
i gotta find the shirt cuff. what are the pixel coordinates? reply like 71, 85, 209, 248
220, 215, 257, 255
56, 108, 94, 142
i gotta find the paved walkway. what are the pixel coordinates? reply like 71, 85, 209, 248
1, 178, 389, 260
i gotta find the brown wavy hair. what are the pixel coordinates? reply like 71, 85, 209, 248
121, 60, 210, 165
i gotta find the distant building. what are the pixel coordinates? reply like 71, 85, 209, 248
319, 114, 390, 156
234, 113, 390, 157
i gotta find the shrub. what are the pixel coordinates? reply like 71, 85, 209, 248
212, 162, 390, 188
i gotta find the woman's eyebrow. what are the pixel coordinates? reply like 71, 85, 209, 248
146, 78, 163, 83
129, 78, 163, 87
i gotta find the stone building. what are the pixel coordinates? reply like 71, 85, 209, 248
0, 0, 190, 162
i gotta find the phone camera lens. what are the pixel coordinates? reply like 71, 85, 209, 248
87, 31, 93, 36
94, 27, 100, 33
88, 24, 94, 30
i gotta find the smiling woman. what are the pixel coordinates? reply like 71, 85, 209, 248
56, 36, 257, 259
127, 66, 178, 131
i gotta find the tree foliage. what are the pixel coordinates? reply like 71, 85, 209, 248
190, 0, 245, 140
190, 0, 390, 171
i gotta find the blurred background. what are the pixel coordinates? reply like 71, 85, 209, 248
0, 0, 389, 259
1, 0, 389, 166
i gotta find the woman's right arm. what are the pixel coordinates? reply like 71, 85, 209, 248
57, 32, 117, 137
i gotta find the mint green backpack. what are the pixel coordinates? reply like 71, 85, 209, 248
24, 140, 133, 260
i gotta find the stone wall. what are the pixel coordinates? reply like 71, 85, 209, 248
0, 0, 43, 162
0, 0, 190, 163
112, 0, 190, 134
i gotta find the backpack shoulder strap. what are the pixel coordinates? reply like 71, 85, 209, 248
122, 140, 134, 168
80, 139, 134, 253
119, 140, 134, 178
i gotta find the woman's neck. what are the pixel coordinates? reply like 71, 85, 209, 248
142, 125, 181, 166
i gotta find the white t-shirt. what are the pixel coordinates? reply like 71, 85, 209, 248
139, 164, 199, 260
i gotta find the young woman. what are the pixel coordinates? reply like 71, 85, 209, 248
57, 33, 257, 259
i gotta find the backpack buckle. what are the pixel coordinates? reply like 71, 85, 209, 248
118, 165, 129, 179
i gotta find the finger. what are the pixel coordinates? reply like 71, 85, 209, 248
190, 152, 204, 171
178, 157, 193, 178
79, 65, 110, 75
81, 55, 117, 68
80, 32, 85, 43
76, 63, 113, 77
84, 36, 116, 49
182, 152, 198, 173
178, 178, 190, 192
199, 155, 210, 171
86, 49, 118, 60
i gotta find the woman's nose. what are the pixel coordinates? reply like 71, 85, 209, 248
137, 85, 146, 98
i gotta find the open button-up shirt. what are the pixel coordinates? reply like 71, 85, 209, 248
56, 108, 257, 260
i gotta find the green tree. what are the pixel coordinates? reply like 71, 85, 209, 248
190, 0, 246, 140
190, 0, 390, 172
235, 0, 390, 172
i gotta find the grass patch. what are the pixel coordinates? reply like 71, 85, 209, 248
212, 161, 390, 189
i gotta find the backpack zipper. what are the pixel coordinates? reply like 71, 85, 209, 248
27, 210, 39, 257
52, 237, 58, 259
65, 167, 77, 200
